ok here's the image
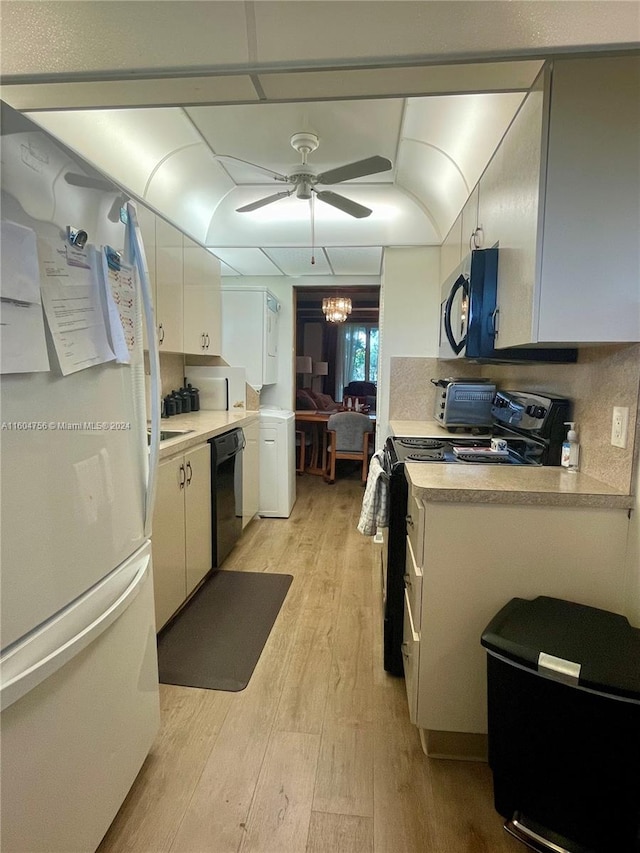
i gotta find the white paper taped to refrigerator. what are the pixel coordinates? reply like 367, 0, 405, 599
99, 248, 137, 363
38, 236, 115, 375
0, 220, 50, 374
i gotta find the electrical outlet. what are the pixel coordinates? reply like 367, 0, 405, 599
611, 406, 629, 449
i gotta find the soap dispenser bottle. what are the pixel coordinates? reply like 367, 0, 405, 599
561, 422, 580, 472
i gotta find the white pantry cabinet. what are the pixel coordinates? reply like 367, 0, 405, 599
221, 287, 280, 390
404, 492, 630, 757
152, 442, 212, 630
242, 417, 260, 528
183, 236, 222, 356
478, 56, 640, 348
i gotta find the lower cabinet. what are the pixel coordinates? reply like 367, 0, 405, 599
403, 494, 631, 757
152, 442, 212, 630
242, 418, 259, 528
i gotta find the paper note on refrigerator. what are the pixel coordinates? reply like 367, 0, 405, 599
100, 249, 137, 363
38, 237, 116, 375
0, 220, 50, 373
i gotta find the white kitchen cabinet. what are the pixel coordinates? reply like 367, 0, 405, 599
152, 442, 212, 630
221, 287, 280, 390
440, 212, 463, 282
155, 217, 184, 353
183, 237, 222, 356
242, 417, 260, 528
477, 56, 640, 348
460, 185, 481, 263
440, 186, 480, 281
404, 491, 630, 757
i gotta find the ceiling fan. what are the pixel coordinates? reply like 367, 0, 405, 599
217, 132, 392, 219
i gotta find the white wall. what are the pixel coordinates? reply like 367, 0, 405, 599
377, 247, 441, 447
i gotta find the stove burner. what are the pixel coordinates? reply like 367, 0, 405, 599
406, 451, 444, 461
398, 438, 444, 449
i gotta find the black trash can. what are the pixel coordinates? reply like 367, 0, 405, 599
481, 596, 640, 853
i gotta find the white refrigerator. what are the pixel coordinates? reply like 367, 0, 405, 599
0, 103, 161, 851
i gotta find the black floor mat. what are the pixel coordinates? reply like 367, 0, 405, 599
157, 570, 293, 692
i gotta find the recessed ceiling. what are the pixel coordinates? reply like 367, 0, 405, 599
25, 87, 530, 277
8, 1, 633, 279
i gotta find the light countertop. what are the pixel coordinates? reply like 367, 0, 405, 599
389, 419, 491, 439
390, 419, 633, 510
153, 409, 259, 460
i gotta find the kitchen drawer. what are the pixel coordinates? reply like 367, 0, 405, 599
402, 589, 420, 725
406, 491, 424, 568
404, 536, 423, 632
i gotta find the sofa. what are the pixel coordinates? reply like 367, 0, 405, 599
296, 388, 340, 412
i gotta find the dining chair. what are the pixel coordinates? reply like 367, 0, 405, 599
295, 424, 313, 474
323, 411, 374, 484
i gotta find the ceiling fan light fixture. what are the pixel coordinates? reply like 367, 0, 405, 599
322, 296, 352, 323
296, 177, 313, 199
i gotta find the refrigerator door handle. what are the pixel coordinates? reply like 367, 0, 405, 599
0, 544, 152, 712
127, 203, 160, 536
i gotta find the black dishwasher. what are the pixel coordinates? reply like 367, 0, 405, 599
210, 428, 244, 567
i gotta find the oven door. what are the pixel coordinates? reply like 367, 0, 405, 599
381, 444, 408, 677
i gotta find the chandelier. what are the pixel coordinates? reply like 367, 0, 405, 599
322, 297, 352, 323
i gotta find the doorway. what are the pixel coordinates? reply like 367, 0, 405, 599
294, 286, 380, 408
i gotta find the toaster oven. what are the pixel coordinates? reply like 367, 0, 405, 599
431, 378, 497, 428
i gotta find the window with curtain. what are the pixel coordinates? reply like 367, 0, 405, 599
335, 324, 378, 398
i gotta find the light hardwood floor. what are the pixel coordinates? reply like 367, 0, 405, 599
98, 468, 521, 853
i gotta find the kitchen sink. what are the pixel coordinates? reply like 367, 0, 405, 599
147, 428, 194, 444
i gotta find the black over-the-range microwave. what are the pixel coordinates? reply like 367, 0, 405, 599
439, 248, 577, 363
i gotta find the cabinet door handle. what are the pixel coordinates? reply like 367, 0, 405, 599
401, 642, 410, 659
186, 460, 193, 486
470, 225, 483, 250
405, 514, 414, 528
403, 572, 412, 588
490, 307, 499, 338
179, 463, 186, 489
158, 323, 165, 344
205, 333, 210, 349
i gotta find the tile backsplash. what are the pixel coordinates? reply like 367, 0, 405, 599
389, 344, 640, 493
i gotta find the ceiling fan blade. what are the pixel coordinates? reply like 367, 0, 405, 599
216, 154, 288, 182
236, 190, 293, 213
315, 191, 372, 219
316, 155, 392, 185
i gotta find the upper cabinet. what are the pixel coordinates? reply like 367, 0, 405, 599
137, 209, 221, 356
155, 217, 184, 353
479, 56, 640, 348
221, 288, 280, 390
183, 236, 222, 356
478, 72, 545, 348
440, 186, 480, 282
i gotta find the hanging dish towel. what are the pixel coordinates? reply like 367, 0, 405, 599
357, 451, 390, 536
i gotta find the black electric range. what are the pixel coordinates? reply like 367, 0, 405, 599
388, 435, 522, 465
380, 391, 571, 676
